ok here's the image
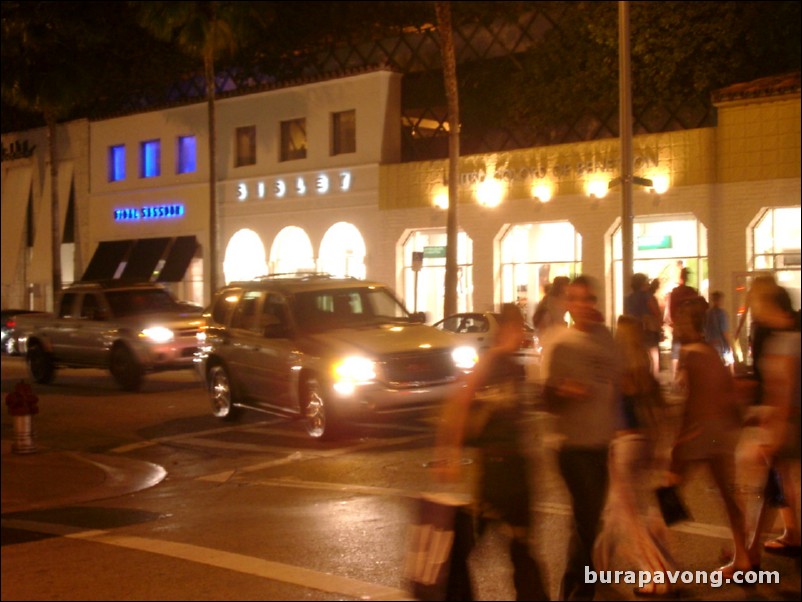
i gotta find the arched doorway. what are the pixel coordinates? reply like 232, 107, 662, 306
270, 226, 315, 275
223, 228, 268, 284
319, 222, 366, 279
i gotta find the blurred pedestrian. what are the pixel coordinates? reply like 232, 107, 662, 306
704, 291, 735, 374
543, 275, 621, 601
594, 315, 675, 596
746, 282, 801, 566
667, 296, 750, 577
434, 303, 550, 601
665, 267, 703, 384
533, 276, 570, 337
624, 272, 662, 377
734, 274, 779, 394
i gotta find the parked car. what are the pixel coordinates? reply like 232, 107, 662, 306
1, 309, 45, 355
431, 311, 541, 368
195, 273, 478, 439
15, 281, 204, 391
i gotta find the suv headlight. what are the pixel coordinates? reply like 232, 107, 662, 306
332, 356, 377, 394
452, 345, 478, 370
141, 326, 174, 344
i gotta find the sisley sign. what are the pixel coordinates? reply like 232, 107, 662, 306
236, 170, 352, 202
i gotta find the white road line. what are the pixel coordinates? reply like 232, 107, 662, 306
109, 420, 280, 453
0, 518, 412, 600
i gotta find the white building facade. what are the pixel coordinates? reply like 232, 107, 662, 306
2, 69, 799, 360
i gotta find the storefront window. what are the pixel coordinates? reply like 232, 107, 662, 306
499, 222, 582, 326
224, 229, 268, 284
319, 222, 366, 279
612, 215, 708, 334
751, 206, 801, 309
401, 229, 473, 323
270, 226, 315, 274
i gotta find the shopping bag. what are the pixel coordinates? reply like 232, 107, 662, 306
403, 493, 473, 601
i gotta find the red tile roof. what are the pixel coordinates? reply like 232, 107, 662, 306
712, 71, 801, 105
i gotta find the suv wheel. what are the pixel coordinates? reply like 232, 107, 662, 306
27, 342, 55, 384
110, 345, 144, 391
302, 375, 340, 439
209, 365, 238, 419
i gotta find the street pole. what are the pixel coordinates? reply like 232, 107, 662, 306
619, 1, 634, 298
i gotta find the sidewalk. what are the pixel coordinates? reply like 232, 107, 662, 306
1, 439, 166, 514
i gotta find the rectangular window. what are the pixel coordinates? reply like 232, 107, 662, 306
177, 135, 197, 174
331, 110, 356, 155
235, 126, 256, 167
280, 118, 307, 162
140, 140, 161, 178
108, 145, 126, 182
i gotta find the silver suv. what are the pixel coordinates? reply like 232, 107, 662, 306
16, 281, 204, 391
195, 274, 476, 439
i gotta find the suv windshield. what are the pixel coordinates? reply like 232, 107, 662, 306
105, 289, 181, 318
294, 286, 411, 333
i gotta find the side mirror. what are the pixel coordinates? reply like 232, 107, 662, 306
410, 311, 427, 324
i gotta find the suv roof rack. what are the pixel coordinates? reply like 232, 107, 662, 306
254, 272, 356, 281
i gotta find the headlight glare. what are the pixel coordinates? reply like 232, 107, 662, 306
333, 356, 377, 385
141, 326, 174, 343
452, 345, 479, 370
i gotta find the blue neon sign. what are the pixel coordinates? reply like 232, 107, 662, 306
114, 203, 185, 221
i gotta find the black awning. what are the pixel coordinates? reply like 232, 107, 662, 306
81, 240, 133, 281
157, 236, 198, 282
82, 236, 198, 283
120, 237, 171, 281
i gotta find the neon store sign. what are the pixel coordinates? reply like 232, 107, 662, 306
236, 170, 352, 202
114, 203, 185, 221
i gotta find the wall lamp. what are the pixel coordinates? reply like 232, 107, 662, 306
531, 181, 553, 203
476, 177, 504, 208
587, 178, 610, 199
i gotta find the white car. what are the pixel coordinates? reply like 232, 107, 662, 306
431, 311, 541, 369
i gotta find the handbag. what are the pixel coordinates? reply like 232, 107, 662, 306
403, 493, 474, 601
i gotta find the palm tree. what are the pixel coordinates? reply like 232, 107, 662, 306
1, 2, 94, 305
131, 1, 272, 298
435, 1, 460, 318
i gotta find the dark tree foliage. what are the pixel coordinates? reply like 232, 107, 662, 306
506, 1, 801, 134
2, 1, 800, 135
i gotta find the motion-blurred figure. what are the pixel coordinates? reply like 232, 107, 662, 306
704, 291, 735, 374
543, 275, 621, 601
668, 297, 750, 577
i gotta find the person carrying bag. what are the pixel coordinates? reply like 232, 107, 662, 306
427, 303, 550, 601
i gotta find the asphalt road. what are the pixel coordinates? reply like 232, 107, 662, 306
1, 355, 800, 600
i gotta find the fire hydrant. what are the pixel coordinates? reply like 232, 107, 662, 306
5, 380, 39, 454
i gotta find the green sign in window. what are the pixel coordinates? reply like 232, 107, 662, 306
637, 235, 673, 251
423, 245, 447, 258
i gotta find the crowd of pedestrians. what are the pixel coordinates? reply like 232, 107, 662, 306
430, 271, 800, 601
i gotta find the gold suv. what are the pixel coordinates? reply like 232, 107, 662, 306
195, 274, 477, 439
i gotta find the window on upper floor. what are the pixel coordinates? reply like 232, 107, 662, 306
177, 135, 197, 174
331, 110, 356, 155
235, 126, 256, 167
108, 144, 126, 182
280, 118, 307, 162
140, 140, 161, 178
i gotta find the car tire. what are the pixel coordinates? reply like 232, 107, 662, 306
301, 375, 341, 440
208, 364, 238, 419
27, 342, 55, 384
110, 345, 144, 391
